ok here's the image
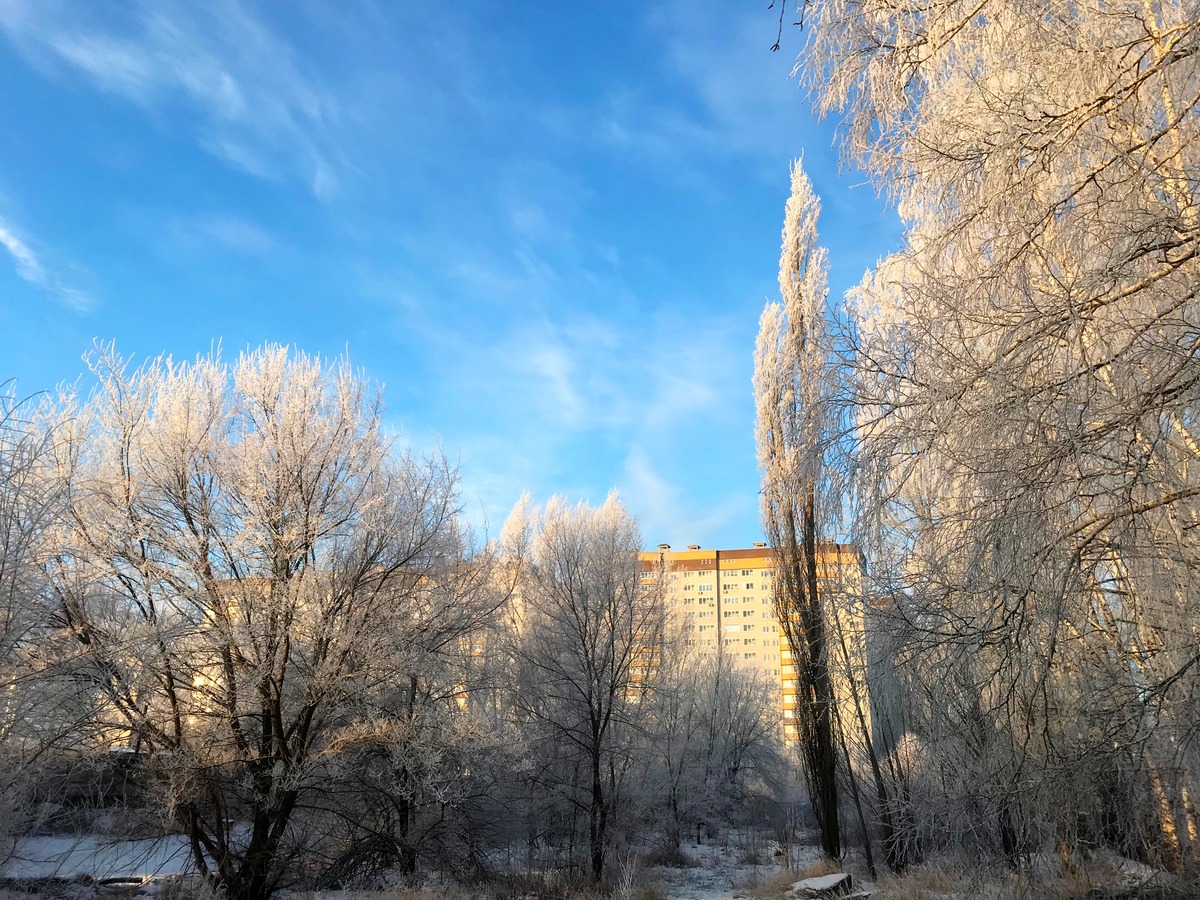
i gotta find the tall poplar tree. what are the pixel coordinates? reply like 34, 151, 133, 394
754, 160, 841, 860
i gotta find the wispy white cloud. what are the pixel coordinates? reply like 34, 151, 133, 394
376, 270, 758, 544
0, 215, 92, 312
620, 445, 758, 548
0, 219, 44, 284
636, 0, 902, 253
349, 110, 765, 536
0, 0, 342, 197
167, 213, 279, 255
200, 215, 277, 255
583, 1, 831, 191
609, 313, 764, 546
445, 312, 632, 444
648, 2, 806, 155
47, 30, 158, 101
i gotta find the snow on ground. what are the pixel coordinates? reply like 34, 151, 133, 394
641, 836, 819, 900
0, 835, 194, 882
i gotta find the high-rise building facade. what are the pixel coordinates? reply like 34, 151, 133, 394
639, 542, 866, 743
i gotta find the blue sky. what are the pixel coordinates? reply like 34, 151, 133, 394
0, 0, 900, 548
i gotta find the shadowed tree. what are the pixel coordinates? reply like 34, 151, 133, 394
651, 642, 783, 853
503, 492, 665, 884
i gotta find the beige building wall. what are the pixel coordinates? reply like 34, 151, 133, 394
640, 542, 866, 744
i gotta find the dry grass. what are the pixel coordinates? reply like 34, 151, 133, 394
738, 868, 803, 900
870, 860, 1191, 900
640, 845, 698, 868
491, 871, 606, 900
289, 892, 464, 900
736, 858, 847, 900
738, 844, 766, 866
628, 883, 667, 900
795, 858, 842, 880
873, 864, 960, 899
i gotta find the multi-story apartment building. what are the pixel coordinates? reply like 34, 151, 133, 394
639, 542, 867, 744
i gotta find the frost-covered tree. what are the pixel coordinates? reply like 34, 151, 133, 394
0, 386, 51, 698
0, 384, 66, 856
754, 160, 843, 860
503, 492, 664, 884
789, 0, 1200, 869
44, 346, 502, 900
651, 646, 783, 853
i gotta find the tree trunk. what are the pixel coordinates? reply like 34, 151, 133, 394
802, 484, 841, 860
590, 743, 606, 883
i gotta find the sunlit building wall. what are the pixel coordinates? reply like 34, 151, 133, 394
639, 542, 866, 743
